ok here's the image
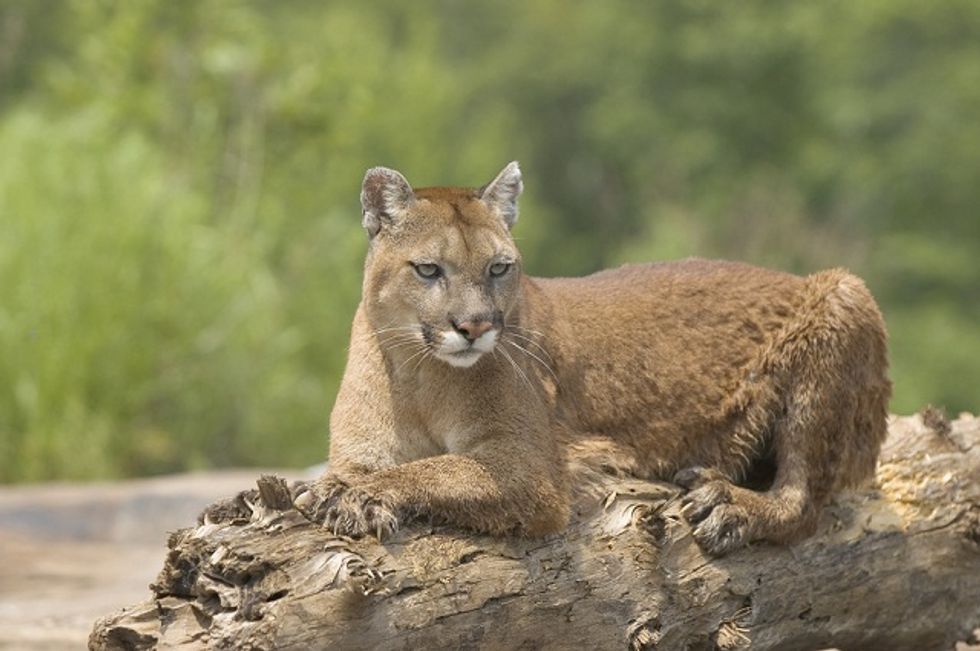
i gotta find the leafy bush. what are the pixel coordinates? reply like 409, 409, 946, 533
1, 0, 977, 481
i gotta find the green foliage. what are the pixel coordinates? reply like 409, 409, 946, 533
0, 109, 326, 479
1, 0, 977, 481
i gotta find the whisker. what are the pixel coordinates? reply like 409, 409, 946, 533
506, 331, 555, 364
353, 327, 421, 342
504, 337, 560, 386
499, 345, 534, 393
395, 346, 430, 375
371, 326, 422, 336
366, 333, 420, 353
372, 332, 419, 343
504, 337, 551, 373
350, 333, 418, 348
381, 338, 425, 354
374, 332, 421, 339
351, 329, 422, 351
507, 324, 548, 340
410, 349, 432, 373
347, 325, 422, 344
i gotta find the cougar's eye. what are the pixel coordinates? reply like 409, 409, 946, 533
489, 262, 511, 277
413, 262, 442, 279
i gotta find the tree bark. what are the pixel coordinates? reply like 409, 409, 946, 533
90, 413, 980, 651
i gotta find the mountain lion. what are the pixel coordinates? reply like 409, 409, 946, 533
288, 162, 890, 556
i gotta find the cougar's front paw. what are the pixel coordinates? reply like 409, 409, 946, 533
324, 487, 399, 541
292, 476, 349, 523
680, 480, 749, 556
199, 488, 260, 525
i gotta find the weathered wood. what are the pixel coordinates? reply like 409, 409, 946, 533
90, 413, 980, 651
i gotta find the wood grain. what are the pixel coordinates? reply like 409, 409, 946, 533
90, 414, 980, 651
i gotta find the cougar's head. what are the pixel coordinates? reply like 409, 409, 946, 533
359, 162, 524, 369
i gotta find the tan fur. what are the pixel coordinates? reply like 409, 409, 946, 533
294, 163, 891, 556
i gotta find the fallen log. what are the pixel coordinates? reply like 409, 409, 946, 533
90, 412, 980, 650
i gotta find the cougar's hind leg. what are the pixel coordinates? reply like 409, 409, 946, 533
678, 270, 889, 556
677, 312, 859, 557
677, 407, 830, 557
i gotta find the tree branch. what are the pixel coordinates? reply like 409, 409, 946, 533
90, 413, 980, 651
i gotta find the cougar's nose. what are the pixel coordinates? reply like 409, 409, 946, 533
452, 318, 494, 342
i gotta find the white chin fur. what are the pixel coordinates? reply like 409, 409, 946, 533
435, 329, 497, 368
437, 350, 484, 368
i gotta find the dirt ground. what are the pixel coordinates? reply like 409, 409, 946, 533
0, 470, 303, 650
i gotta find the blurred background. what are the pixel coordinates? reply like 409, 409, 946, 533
1, 0, 978, 484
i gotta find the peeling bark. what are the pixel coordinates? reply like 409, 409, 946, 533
90, 414, 980, 651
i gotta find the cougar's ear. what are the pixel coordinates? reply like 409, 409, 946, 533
360, 167, 415, 238
479, 161, 523, 229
